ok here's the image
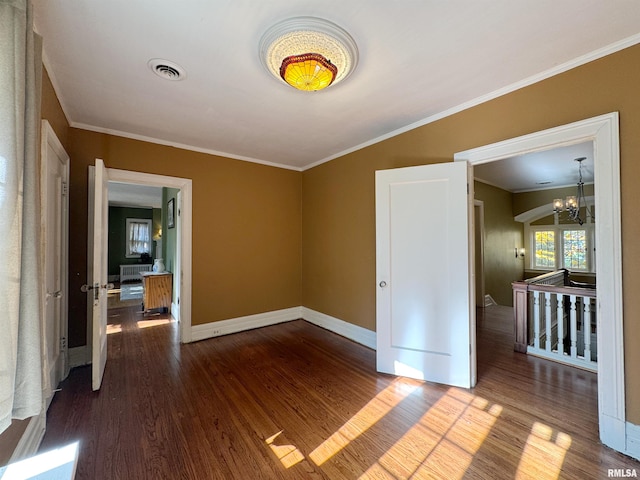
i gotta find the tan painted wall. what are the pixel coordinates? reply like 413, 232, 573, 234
474, 181, 524, 306
41, 68, 69, 147
302, 43, 640, 422
65, 129, 302, 346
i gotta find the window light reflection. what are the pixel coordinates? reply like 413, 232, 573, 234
515, 422, 572, 480
309, 378, 421, 466
360, 388, 502, 479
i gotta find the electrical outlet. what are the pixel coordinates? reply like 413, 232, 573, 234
212, 329, 221, 336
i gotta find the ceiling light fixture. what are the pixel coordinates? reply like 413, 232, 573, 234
552, 157, 594, 225
259, 17, 358, 92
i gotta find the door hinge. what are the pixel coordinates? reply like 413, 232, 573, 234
178, 208, 181, 217
467, 183, 469, 195
177, 297, 180, 305
60, 336, 67, 351
62, 181, 68, 196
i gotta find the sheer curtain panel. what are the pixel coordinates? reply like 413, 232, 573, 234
0, 0, 45, 435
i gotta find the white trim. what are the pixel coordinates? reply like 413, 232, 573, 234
68, 346, 88, 368
626, 422, 640, 461
71, 122, 302, 172
40, 120, 71, 384
455, 112, 625, 453
302, 308, 376, 350
304, 35, 640, 171
9, 411, 46, 463
104, 168, 193, 344
40, 27, 640, 174
191, 307, 302, 342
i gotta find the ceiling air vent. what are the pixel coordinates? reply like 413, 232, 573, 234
148, 59, 186, 81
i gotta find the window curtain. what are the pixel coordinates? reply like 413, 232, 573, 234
129, 221, 150, 255
0, 0, 45, 435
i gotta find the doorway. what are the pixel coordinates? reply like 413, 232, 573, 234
87, 167, 193, 352
454, 112, 625, 452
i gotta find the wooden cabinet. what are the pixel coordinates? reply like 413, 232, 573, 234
140, 272, 172, 313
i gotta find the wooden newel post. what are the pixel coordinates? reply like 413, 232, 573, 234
512, 281, 529, 353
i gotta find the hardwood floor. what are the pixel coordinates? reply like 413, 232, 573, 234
40, 306, 638, 479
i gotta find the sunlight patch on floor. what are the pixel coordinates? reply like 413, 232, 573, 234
106, 324, 122, 334
266, 430, 305, 469
309, 378, 421, 466
359, 387, 502, 479
515, 422, 572, 480
137, 318, 173, 329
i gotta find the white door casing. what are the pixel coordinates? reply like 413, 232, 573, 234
88, 159, 109, 391
376, 161, 476, 388
454, 112, 625, 453
100, 168, 193, 342
40, 120, 69, 402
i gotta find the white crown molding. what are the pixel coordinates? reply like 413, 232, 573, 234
69, 122, 303, 172
303, 33, 640, 171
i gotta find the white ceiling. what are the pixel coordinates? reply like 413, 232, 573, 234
474, 142, 594, 193
33, 1, 640, 172
108, 182, 162, 208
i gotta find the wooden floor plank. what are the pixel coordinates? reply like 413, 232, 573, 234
40, 305, 638, 479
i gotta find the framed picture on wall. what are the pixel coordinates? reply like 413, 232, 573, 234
167, 198, 175, 229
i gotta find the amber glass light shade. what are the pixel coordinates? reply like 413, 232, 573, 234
280, 53, 338, 91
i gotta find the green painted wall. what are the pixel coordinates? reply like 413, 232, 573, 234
474, 181, 524, 306
108, 206, 156, 276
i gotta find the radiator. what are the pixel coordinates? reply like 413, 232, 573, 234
120, 264, 152, 282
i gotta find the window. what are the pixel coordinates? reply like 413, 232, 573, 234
534, 230, 555, 268
126, 218, 152, 258
563, 229, 587, 270
530, 225, 593, 272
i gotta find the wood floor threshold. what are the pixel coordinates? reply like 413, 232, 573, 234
40, 305, 639, 479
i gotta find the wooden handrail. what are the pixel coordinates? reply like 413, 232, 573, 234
517, 282, 597, 298
512, 271, 596, 355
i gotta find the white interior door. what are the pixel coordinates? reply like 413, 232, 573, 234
376, 161, 476, 388
87, 159, 109, 391
41, 120, 69, 402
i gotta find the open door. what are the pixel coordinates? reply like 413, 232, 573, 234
375, 161, 476, 388
86, 159, 110, 391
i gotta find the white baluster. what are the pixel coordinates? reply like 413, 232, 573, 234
556, 294, 564, 356
533, 291, 541, 350
570, 294, 577, 359
583, 296, 592, 362
545, 292, 552, 353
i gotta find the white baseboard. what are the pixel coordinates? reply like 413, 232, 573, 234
171, 301, 180, 322
626, 421, 640, 461
190, 307, 303, 342
9, 411, 46, 463
68, 346, 88, 368
301, 307, 376, 350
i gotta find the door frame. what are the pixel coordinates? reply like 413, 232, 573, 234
473, 200, 485, 308
454, 112, 625, 452
86, 167, 193, 344
40, 120, 70, 388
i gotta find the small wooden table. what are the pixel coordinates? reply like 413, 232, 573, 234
140, 271, 173, 314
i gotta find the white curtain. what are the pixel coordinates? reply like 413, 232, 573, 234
0, 0, 44, 435
129, 221, 151, 255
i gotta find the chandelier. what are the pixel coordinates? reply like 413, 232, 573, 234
259, 17, 358, 92
552, 157, 594, 225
